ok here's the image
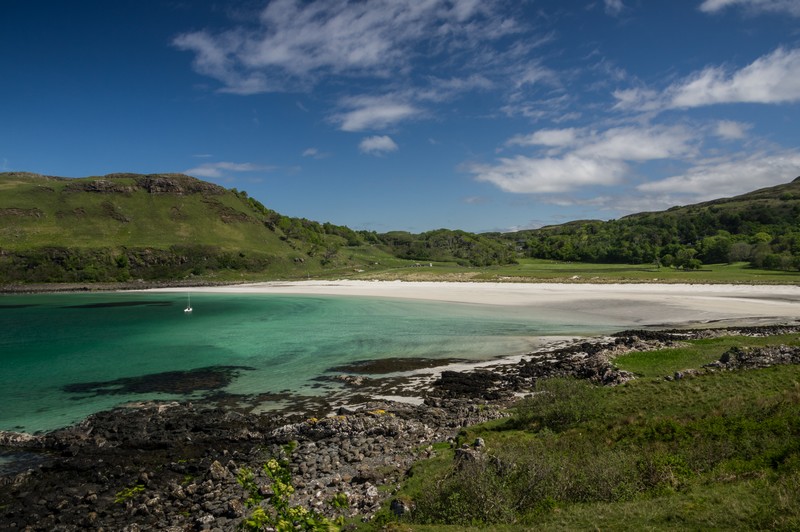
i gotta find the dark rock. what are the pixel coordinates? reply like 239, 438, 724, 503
390, 497, 414, 517
706, 344, 800, 370
432, 370, 506, 399
63, 366, 254, 396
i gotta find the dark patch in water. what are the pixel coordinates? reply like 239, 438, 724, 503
64, 301, 174, 309
63, 365, 254, 397
328, 357, 468, 375
0, 304, 39, 309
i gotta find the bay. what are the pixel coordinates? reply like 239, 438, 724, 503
0, 292, 618, 433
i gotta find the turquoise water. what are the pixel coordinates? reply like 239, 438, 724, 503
0, 292, 616, 433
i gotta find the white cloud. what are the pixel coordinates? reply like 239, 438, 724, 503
185, 161, 266, 179
333, 94, 421, 132
575, 126, 695, 161
172, 31, 272, 95
512, 63, 558, 89
417, 74, 496, 102
604, 0, 625, 16
615, 47, 800, 111
519, 150, 800, 216
611, 87, 661, 111
714, 120, 751, 140
463, 196, 490, 205
507, 125, 695, 159
670, 47, 800, 108
637, 151, 800, 200
302, 147, 330, 159
699, 0, 800, 17
507, 128, 580, 148
471, 124, 696, 194
173, 0, 515, 94
596, 194, 687, 216
470, 154, 627, 193
359, 135, 398, 155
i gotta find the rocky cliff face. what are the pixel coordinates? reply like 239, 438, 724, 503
63, 173, 226, 196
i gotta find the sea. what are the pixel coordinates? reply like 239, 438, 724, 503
0, 291, 621, 434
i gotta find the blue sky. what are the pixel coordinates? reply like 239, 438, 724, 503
2, 0, 800, 233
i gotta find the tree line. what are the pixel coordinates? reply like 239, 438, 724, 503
500, 198, 800, 270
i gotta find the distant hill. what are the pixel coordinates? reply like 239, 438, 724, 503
0, 172, 390, 283
2, 172, 798, 283
497, 177, 800, 270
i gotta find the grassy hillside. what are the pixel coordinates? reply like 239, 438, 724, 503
369, 334, 800, 530
0, 172, 400, 283
0, 172, 286, 251
500, 177, 800, 271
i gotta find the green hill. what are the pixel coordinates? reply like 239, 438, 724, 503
0, 172, 393, 283
2, 172, 799, 284
499, 177, 800, 270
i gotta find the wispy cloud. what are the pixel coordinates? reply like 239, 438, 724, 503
302, 147, 330, 159
333, 94, 421, 132
185, 161, 270, 179
463, 196, 490, 205
714, 120, 751, 140
469, 125, 696, 194
172, 0, 517, 94
699, 0, 800, 17
614, 47, 800, 111
507, 128, 580, 148
523, 150, 800, 217
574, 126, 695, 161
359, 135, 398, 155
604, 0, 625, 16
470, 154, 627, 194
670, 47, 800, 107
637, 150, 800, 201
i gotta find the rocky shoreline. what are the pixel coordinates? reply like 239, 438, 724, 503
0, 280, 243, 295
2, 323, 799, 530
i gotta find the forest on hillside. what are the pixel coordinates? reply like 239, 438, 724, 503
497, 191, 800, 271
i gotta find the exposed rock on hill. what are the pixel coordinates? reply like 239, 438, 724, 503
63, 173, 226, 196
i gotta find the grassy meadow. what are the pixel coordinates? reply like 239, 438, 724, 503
364, 334, 800, 530
346, 258, 800, 284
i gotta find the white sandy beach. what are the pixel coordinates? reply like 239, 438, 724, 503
151, 281, 800, 329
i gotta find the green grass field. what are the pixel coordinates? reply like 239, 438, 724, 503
616, 335, 800, 378
347, 258, 800, 285
364, 334, 800, 531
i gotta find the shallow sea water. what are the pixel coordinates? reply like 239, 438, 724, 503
0, 292, 620, 433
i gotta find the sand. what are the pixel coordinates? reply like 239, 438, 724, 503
150, 280, 800, 329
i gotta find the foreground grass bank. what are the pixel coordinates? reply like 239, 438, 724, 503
366, 334, 800, 530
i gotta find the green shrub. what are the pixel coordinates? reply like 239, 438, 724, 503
512, 378, 601, 432
236, 443, 347, 531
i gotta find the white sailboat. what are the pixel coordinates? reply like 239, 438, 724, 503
184, 293, 193, 313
